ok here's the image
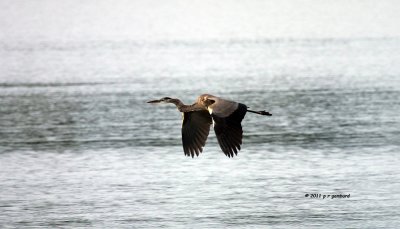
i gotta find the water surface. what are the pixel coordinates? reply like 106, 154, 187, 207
1, 17, 400, 229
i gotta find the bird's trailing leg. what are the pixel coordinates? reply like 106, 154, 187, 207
247, 109, 272, 116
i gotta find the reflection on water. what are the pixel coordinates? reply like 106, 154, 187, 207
1, 38, 400, 228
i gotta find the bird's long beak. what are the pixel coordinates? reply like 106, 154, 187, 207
147, 99, 161, 103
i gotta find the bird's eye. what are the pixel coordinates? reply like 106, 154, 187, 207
163, 97, 171, 100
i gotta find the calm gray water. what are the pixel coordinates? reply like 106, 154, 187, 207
1, 37, 400, 228
2, 0, 400, 219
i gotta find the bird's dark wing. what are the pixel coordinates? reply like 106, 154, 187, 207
212, 103, 247, 157
182, 110, 212, 157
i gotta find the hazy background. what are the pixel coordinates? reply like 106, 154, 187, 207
1, 0, 400, 228
1, 0, 400, 41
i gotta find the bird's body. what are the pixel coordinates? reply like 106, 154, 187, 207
147, 94, 271, 157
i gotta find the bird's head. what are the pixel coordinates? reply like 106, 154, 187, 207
147, 97, 174, 104
199, 94, 216, 107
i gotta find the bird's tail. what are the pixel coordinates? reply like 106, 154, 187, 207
247, 109, 272, 116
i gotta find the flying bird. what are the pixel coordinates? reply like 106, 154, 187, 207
147, 94, 271, 158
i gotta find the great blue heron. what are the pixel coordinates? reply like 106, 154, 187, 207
147, 94, 271, 158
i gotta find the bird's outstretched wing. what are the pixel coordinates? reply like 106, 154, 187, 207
212, 103, 247, 157
182, 110, 212, 157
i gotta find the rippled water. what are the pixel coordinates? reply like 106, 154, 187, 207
1, 36, 400, 228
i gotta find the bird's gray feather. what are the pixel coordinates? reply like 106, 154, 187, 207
207, 97, 239, 118
181, 110, 212, 157
212, 103, 247, 157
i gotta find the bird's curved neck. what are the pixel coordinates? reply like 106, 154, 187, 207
169, 98, 185, 108
170, 99, 205, 112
